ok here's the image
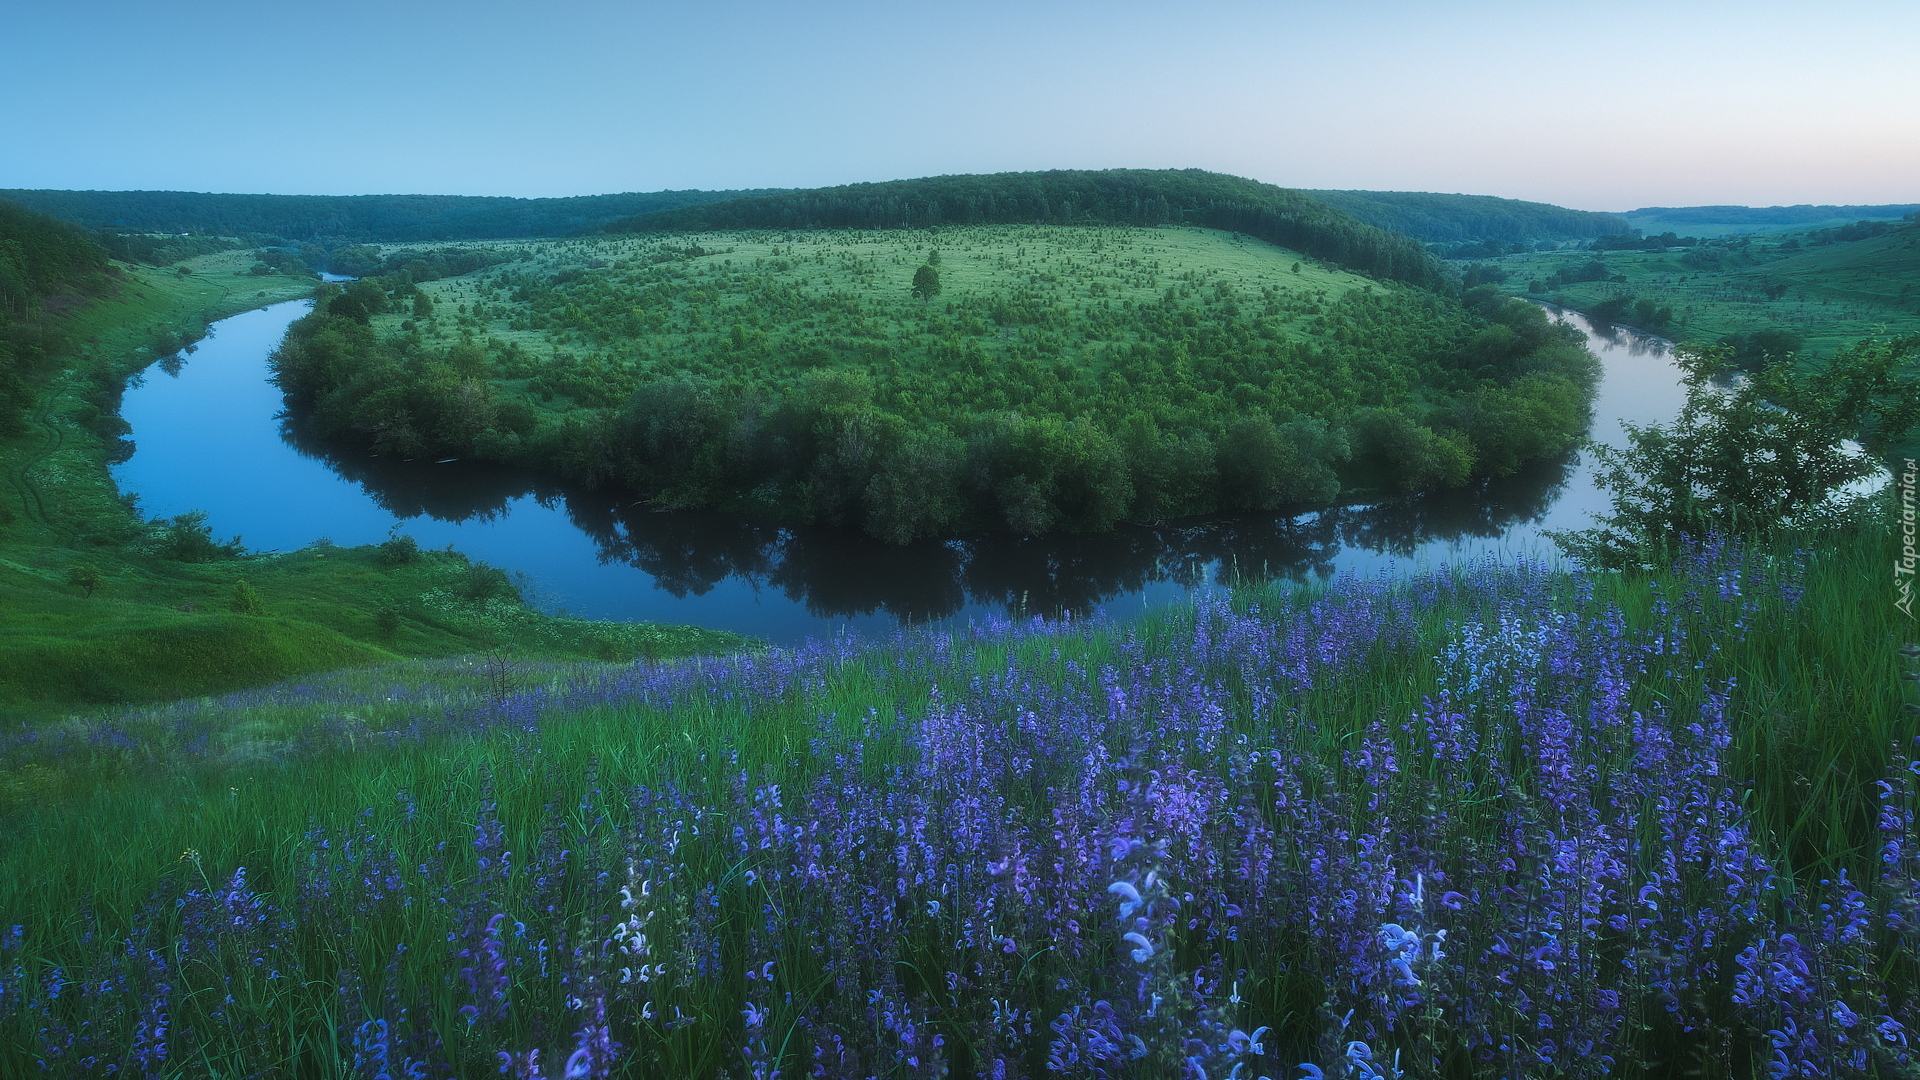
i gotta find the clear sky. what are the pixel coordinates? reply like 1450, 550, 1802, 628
2, 0, 1914, 211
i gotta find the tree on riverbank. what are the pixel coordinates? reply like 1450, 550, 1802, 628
1554, 335, 1920, 568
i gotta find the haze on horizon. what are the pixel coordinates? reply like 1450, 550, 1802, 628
2, 0, 1914, 213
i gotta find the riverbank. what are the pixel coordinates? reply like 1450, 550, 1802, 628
0, 249, 749, 723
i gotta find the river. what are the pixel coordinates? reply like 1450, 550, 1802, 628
111, 301, 1685, 644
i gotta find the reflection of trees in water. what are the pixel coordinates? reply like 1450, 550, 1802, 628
281, 413, 1579, 624
1543, 305, 1671, 360
281, 413, 548, 523
1338, 450, 1574, 557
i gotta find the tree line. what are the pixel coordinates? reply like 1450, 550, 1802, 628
1303, 189, 1632, 244
0, 189, 785, 244
605, 170, 1452, 290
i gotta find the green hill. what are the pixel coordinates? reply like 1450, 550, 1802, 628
1479, 219, 1920, 360
605, 169, 1450, 289
1749, 220, 1920, 305
1621, 202, 1920, 238
1305, 189, 1631, 245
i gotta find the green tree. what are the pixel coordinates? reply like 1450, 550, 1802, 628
911, 264, 941, 300
231, 580, 266, 615
1552, 342, 1894, 569
65, 562, 103, 598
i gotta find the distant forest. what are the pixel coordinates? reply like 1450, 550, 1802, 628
0, 189, 784, 243
1621, 203, 1920, 227
606, 170, 1452, 289
1305, 190, 1631, 244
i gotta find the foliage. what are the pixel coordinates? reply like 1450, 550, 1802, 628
1305, 188, 1632, 243
378, 529, 422, 567
1622, 202, 1920, 236
0, 525, 1911, 1077
910, 262, 941, 299
230, 579, 266, 615
606, 169, 1450, 288
93, 230, 243, 266
1485, 220, 1920, 360
63, 562, 101, 598
1552, 337, 1917, 569
0, 199, 118, 435
1589, 231, 1700, 252
270, 226, 1598, 541
0, 188, 789, 243
151, 509, 245, 563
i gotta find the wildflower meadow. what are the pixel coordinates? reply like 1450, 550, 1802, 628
0, 517, 1911, 1078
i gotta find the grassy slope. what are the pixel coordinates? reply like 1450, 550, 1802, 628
0, 251, 747, 723
0, 510, 1902, 1074
402, 224, 1380, 398
1481, 222, 1920, 357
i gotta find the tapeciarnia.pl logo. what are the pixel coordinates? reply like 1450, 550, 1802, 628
1899, 457, 1917, 619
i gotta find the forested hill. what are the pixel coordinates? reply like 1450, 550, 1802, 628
1304, 190, 1631, 244
605, 170, 1450, 289
0, 189, 784, 243
0, 200, 114, 316
1620, 203, 1920, 237
0, 200, 117, 434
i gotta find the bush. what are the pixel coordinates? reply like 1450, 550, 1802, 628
462, 562, 516, 602
377, 530, 421, 567
154, 511, 243, 563
1551, 342, 1897, 569
64, 563, 103, 598
230, 580, 266, 616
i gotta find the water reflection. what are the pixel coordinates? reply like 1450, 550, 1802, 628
281, 415, 1579, 624
120, 300, 1676, 642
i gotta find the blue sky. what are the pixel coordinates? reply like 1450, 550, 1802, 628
2, 0, 1914, 210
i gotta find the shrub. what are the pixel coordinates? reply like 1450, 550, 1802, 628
377, 530, 421, 567
230, 580, 266, 616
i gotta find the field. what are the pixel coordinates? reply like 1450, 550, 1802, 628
274, 223, 1599, 542
1479, 221, 1920, 359
0, 249, 747, 722
395, 225, 1397, 435
0, 512, 1910, 1077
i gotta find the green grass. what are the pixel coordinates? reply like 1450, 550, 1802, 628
0, 251, 751, 722
1482, 222, 1920, 357
0, 507, 1903, 1077
388, 224, 1387, 419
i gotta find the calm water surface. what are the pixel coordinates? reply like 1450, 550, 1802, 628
113, 302, 1684, 643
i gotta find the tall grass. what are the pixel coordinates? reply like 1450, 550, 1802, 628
0, 510, 1910, 1077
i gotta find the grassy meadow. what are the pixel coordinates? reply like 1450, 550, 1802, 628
0, 509, 1911, 1077
1481, 220, 1920, 358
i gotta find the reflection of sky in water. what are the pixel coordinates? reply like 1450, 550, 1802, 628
115, 301, 1688, 644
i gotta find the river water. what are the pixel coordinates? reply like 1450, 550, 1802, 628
112, 302, 1684, 644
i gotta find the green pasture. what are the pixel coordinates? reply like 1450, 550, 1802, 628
1484, 222, 1920, 356
386, 223, 1373, 371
